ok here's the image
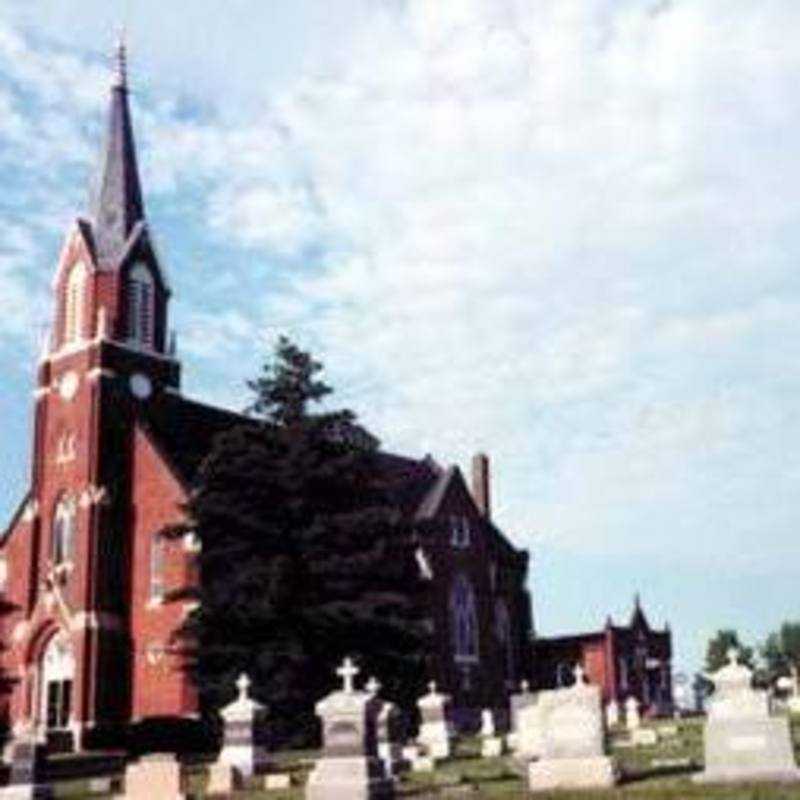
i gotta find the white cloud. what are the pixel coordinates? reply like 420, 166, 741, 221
3, 0, 800, 581
204, 0, 800, 570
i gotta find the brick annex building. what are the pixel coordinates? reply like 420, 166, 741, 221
0, 49, 532, 750
533, 596, 674, 717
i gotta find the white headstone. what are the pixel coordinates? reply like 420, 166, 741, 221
694, 649, 800, 785
605, 699, 620, 727
528, 666, 617, 791
625, 696, 641, 731
416, 681, 451, 761
376, 700, 403, 776
218, 672, 267, 779
479, 709, 503, 758
305, 658, 394, 799
509, 680, 537, 757
480, 709, 495, 737
631, 728, 659, 747
121, 753, 184, 800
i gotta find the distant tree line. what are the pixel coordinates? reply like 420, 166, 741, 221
694, 623, 800, 705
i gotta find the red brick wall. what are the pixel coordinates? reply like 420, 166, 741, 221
129, 427, 197, 720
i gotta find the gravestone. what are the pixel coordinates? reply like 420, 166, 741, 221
218, 673, 267, 780
694, 649, 800, 784
263, 774, 292, 790
508, 680, 534, 752
205, 762, 236, 797
305, 657, 394, 800
479, 709, 503, 758
605, 699, 620, 727
416, 681, 451, 760
528, 665, 617, 791
119, 753, 184, 800
788, 666, 800, 714
509, 681, 541, 760
625, 696, 640, 730
0, 727, 50, 799
514, 696, 545, 762
631, 728, 658, 747
368, 678, 403, 776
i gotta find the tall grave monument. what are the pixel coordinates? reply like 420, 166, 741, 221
694, 649, 800, 784
528, 665, 617, 791
305, 658, 394, 800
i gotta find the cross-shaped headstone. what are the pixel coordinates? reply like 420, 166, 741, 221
337, 657, 359, 694
366, 676, 381, 695
236, 673, 251, 701
427, 680, 438, 696
573, 663, 586, 685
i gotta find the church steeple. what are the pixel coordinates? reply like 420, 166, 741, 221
91, 34, 146, 267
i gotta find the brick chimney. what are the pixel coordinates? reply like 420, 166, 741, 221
471, 452, 491, 519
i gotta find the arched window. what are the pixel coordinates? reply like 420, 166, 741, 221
39, 634, 74, 730
64, 261, 87, 344
126, 263, 155, 348
494, 598, 515, 681
450, 573, 479, 662
52, 498, 76, 566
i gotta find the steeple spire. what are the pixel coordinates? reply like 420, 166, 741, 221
112, 28, 128, 89
91, 33, 145, 266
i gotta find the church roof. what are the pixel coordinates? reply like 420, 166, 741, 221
0, 491, 31, 543
90, 39, 146, 268
138, 393, 524, 563
139, 394, 454, 520
141, 394, 247, 486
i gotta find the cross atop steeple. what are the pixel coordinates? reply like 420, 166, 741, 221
90, 34, 146, 267
112, 28, 128, 89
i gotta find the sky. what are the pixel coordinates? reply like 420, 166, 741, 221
1, 0, 800, 683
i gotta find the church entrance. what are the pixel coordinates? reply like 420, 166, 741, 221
38, 634, 74, 739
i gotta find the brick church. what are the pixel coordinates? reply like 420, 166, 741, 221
533, 596, 674, 717
0, 46, 532, 750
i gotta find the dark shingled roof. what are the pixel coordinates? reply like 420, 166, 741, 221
372, 452, 442, 515
140, 393, 441, 512
141, 393, 248, 486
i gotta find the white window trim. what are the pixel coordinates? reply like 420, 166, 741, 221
126, 263, 155, 349
52, 498, 77, 568
64, 262, 87, 345
149, 534, 166, 604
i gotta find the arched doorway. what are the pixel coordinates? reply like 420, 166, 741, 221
38, 633, 74, 732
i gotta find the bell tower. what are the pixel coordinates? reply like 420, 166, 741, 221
16, 38, 181, 747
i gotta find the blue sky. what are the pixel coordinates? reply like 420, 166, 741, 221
2, 0, 800, 682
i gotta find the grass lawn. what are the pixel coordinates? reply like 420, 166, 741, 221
42, 715, 800, 798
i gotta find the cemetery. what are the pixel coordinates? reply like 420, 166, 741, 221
1, 651, 800, 798
0, 10, 799, 800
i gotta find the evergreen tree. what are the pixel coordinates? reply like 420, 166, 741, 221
762, 621, 800, 677
704, 629, 754, 673
180, 337, 429, 744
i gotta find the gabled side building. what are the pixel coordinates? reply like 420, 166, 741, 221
532, 596, 673, 717
0, 46, 532, 750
